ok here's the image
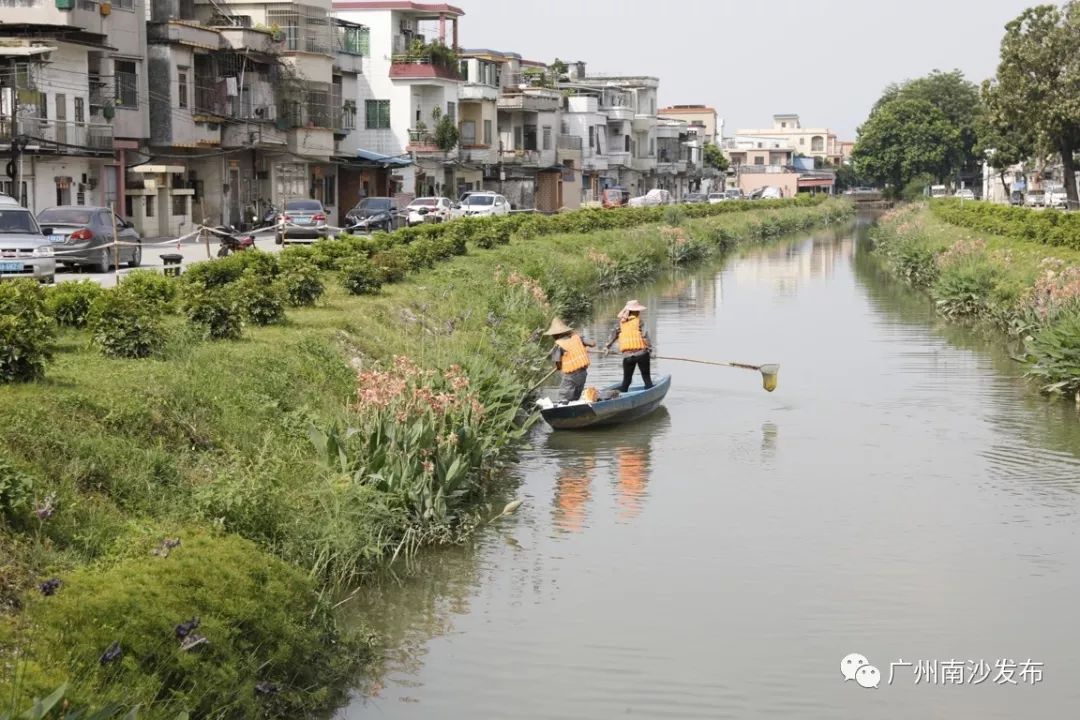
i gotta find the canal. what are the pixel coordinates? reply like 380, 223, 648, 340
336, 216, 1080, 719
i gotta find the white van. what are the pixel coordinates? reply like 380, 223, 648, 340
929, 185, 948, 198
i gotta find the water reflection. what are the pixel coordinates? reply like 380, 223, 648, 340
544, 407, 671, 531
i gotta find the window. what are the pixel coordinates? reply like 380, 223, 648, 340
588, 126, 595, 150
446, 101, 456, 123
172, 195, 187, 216
115, 60, 138, 108
624, 135, 630, 152
811, 135, 824, 152
74, 97, 84, 123
649, 138, 654, 157
365, 99, 390, 129
115, 0, 134, 9
323, 176, 336, 206
178, 67, 189, 109
483, 119, 492, 145
542, 126, 552, 151
145, 195, 155, 218
460, 120, 476, 145
754, 156, 765, 165
781, 122, 787, 128
800, 137, 805, 145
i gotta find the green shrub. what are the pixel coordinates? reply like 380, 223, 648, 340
931, 198, 1080, 250
339, 256, 382, 295
471, 219, 512, 249
662, 205, 686, 226
234, 270, 286, 326
370, 247, 409, 283
1022, 306, 1080, 396
45, 280, 105, 328
279, 257, 325, 307
0, 456, 33, 518
183, 250, 279, 289
7, 531, 367, 719
117, 269, 178, 313
181, 284, 243, 340
88, 290, 167, 359
0, 279, 55, 382
933, 260, 1001, 319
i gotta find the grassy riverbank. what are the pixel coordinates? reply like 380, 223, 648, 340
0, 198, 852, 717
871, 200, 1080, 397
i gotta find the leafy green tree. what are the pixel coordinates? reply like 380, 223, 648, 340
870, 69, 983, 180
431, 106, 459, 154
983, 2, 1080, 205
852, 98, 961, 195
976, 87, 1037, 196
703, 143, 729, 172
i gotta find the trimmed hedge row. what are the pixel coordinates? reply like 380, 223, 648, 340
931, 198, 1080, 250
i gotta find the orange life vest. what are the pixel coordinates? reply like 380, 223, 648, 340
555, 334, 591, 373
618, 317, 646, 352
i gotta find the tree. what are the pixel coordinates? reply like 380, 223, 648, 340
976, 85, 1037, 195
852, 98, 961, 196
869, 69, 983, 181
430, 107, 459, 154
703, 143, 729, 173
984, 2, 1080, 205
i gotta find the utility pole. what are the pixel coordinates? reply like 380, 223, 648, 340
7, 135, 27, 206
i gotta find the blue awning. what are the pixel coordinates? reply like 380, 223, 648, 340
354, 149, 413, 168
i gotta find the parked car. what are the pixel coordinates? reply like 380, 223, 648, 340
683, 192, 708, 204
455, 192, 510, 218
1045, 186, 1068, 208
344, 197, 403, 233
724, 188, 745, 202
405, 197, 453, 226
758, 186, 784, 200
707, 192, 725, 205
929, 185, 948, 199
38, 205, 141, 272
1025, 190, 1045, 208
276, 199, 328, 243
0, 194, 56, 284
954, 188, 976, 201
601, 187, 630, 208
1009, 190, 1024, 206
628, 188, 672, 207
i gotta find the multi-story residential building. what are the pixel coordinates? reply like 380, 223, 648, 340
658, 105, 721, 144
455, 49, 500, 196
561, 93, 609, 204
0, 1, 149, 216
492, 56, 561, 209
334, 0, 464, 200
735, 114, 841, 166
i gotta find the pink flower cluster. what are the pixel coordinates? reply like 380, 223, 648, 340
494, 265, 548, 305
936, 237, 988, 269
586, 249, 613, 265
661, 226, 689, 244
354, 355, 486, 422
1027, 258, 1080, 322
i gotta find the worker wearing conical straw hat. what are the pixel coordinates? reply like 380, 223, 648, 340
543, 317, 597, 404
603, 300, 654, 392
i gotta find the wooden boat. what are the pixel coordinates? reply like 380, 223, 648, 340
538, 375, 671, 430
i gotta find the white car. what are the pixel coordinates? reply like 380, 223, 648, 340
405, 197, 452, 226
1045, 187, 1068, 208
455, 192, 510, 218
707, 193, 725, 205
628, 188, 672, 207
954, 189, 976, 200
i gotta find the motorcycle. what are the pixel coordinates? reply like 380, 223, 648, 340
214, 225, 255, 257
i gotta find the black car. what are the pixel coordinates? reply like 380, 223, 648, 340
345, 197, 403, 233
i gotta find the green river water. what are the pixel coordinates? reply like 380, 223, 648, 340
335, 216, 1080, 719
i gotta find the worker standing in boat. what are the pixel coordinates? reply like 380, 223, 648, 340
544, 318, 596, 403
604, 300, 654, 392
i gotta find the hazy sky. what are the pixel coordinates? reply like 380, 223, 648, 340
454, 0, 1037, 139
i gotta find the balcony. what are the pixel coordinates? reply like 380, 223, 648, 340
557, 135, 582, 152
218, 27, 279, 55
497, 90, 561, 113
738, 164, 793, 174
632, 114, 654, 132
607, 150, 631, 167
601, 104, 634, 122
499, 148, 540, 166
460, 146, 495, 165
459, 83, 499, 103
406, 128, 441, 154
149, 20, 223, 49
656, 160, 688, 175
1, 117, 112, 154
631, 156, 656, 172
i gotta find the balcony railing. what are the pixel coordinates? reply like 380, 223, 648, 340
406, 128, 440, 153
499, 148, 540, 165
0, 117, 113, 153
390, 55, 461, 81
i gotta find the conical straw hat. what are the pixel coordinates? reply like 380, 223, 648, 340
543, 318, 572, 336
623, 300, 647, 312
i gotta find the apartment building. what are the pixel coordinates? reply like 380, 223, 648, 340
735, 114, 841, 165
0, 0, 148, 215
658, 104, 721, 144
333, 1, 464, 200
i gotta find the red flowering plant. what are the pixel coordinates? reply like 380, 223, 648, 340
309, 355, 529, 529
